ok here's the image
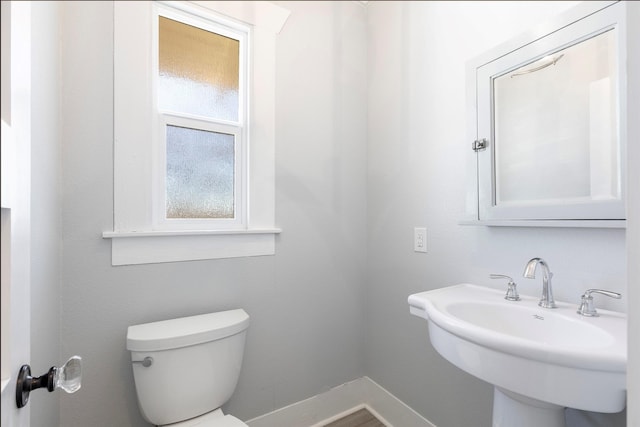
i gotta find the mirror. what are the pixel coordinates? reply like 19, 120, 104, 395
494, 30, 617, 205
467, 1, 627, 225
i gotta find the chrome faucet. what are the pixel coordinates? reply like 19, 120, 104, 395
523, 257, 557, 308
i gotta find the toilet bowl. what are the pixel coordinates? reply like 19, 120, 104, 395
126, 309, 250, 426
170, 409, 246, 427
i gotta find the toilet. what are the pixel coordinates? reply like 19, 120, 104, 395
126, 309, 250, 426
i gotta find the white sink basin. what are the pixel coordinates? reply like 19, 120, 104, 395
408, 284, 626, 425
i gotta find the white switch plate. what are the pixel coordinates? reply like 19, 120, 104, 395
414, 227, 427, 253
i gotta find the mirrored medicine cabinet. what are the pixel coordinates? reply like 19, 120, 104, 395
465, 1, 628, 227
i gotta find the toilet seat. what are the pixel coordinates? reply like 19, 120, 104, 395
167, 409, 248, 427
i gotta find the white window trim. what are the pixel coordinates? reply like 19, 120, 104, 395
105, 1, 289, 265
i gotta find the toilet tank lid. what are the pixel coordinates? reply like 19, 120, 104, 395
127, 309, 250, 352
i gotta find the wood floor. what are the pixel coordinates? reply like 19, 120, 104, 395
323, 408, 386, 427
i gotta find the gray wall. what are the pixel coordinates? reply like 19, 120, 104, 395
59, 1, 366, 426
365, 2, 627, 427
53, 1, 635, 427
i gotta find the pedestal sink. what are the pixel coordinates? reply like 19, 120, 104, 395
408, 284, 626, 427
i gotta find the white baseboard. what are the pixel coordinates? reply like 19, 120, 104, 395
245, 376, 435, 427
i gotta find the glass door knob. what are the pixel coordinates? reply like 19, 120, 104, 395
55, 355, 82, 393
16, 355, 82, 408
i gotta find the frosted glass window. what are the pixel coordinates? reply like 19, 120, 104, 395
166, 125, 235, 219
493, 30, 617, 205
159, 16, 239, 122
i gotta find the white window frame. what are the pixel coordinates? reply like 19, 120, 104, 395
155, 115, 245, 231
105, 1, 290, 265
153, 4, 248, 231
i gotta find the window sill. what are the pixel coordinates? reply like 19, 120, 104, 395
102, 228, 281, 265
459, 219, 626, 229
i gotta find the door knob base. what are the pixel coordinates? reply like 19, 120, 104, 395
16, 364, 56, 408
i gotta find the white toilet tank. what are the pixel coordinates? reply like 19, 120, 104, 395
127, 309, 250, 426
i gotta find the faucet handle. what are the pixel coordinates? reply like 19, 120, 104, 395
577, 289, 621, 317
490, 274, 521, 301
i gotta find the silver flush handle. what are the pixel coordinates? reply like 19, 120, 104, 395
132, 357, 153, 368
